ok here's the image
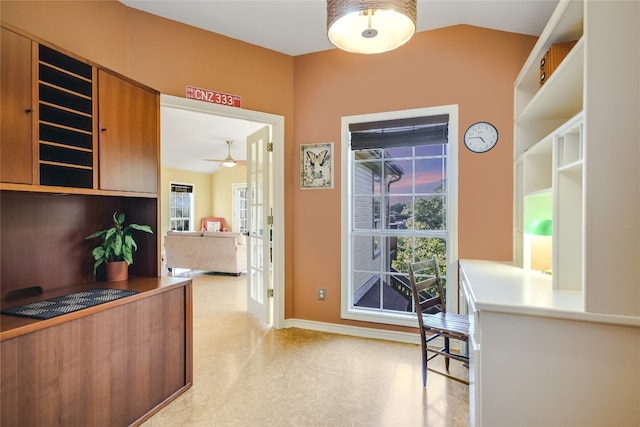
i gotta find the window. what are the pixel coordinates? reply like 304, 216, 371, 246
342, 106, 458, 327
233, 183, 248, 234
170, 183, 194, 231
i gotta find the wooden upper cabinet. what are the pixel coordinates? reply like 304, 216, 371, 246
1, 27, 159, 195
1, 27, 33, 184
98, 70, 159, 194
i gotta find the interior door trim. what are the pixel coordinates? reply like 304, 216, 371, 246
160, 94, 285, 329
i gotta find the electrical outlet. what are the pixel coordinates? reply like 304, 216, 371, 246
318, 287, 326, 300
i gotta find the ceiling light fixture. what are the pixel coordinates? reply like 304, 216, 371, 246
222, 159, 237, 168
222, 140, 238, 168
204, 140, 241, 168
327, 0, 417, 54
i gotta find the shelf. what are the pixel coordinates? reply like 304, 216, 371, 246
556, 115, 583, 168
522, 138, 552, 194
514, 40, 584, 157
554, 165, 583, 293
557, 160, 582, 173
39, 103, 92, 132
524, 188, 552, 197
514, 0, 585, 287
38, 44, 92, 80
0, 182, 159, 198
514, 0, 584, 113
39, 82, 92, 114
38, 63, 92, 97
39, 143, 92, 168
37, 43, 95, 189
40, 123, 92, 149
39, 163, 93, 188
517, 38, 584, 123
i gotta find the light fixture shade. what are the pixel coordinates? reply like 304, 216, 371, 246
327, 0, 417, 54
222, 159, 237, 168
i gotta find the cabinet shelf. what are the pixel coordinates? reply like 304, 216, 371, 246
522, 137, 552, 194
516, 38, 584, 123
40, 142, 93, 167
40, 160, 93, 170
0, 182, 159, 198
39, 120, 92, 136
514, 0, 584, 288
557, 160, 582, 173
39, 103, 92, 132
40, 140, 92, 152
514, 39, 584, 157
39, 163, 93, 188
514, 0, 584, 112
38, 44, 92, 79
36, 43, 96, 189
38, 63, 92, 98
524, 188, 552, 197
39, 83, 92, 114
39, 100, 92, 119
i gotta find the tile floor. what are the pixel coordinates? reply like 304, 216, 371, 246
142, 272, 469, 427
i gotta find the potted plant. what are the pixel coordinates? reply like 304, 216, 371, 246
86, 211, 153, 281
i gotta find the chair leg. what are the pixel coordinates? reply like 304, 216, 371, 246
422, 345, 427, 387
444, 337, 450, 372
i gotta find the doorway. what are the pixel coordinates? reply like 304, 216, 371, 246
159, 94, 285, 329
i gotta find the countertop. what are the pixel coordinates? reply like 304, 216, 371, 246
1, 276, 191, 340
459, 259, 640, 327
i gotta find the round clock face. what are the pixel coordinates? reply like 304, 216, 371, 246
464, 122, 499, 153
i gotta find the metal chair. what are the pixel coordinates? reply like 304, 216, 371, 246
408, 255, 469, 386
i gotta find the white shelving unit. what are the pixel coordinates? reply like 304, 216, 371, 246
513, 0, 640, 316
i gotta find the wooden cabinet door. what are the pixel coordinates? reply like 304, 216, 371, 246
98, 70, 158, 193
1, 27, 33, 184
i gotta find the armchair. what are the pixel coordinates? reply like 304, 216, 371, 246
200, 217, 229, 232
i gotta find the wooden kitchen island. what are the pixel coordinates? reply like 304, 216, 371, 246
0, 276, 193, 427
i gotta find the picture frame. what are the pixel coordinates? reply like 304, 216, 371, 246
300, 142, 334, 190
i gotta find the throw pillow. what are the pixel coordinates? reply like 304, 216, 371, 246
206, 221, 221, 232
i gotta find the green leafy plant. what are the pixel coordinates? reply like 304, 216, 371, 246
86, 212, 153, 277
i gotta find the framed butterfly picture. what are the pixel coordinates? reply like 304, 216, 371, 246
300, 142, 333, 189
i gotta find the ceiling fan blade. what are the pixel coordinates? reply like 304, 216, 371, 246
202, 141, 246, 165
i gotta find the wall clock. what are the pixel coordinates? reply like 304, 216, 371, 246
464, 122, 498, 153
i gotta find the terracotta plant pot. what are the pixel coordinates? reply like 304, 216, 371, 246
105, 261, 128, 282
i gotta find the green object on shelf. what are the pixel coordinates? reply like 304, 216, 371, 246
525, 219, 553, 236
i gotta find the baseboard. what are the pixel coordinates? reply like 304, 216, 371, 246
283, 318, 462, 352
283, 318, 420, 344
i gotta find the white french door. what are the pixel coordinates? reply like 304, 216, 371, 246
246, 126, 272, 324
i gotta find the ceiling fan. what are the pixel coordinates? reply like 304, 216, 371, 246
204, 140, 246, 168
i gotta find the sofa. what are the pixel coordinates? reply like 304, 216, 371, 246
164, 231, 247, 275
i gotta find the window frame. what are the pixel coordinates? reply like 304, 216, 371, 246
169, 182, 195, 231
341, 105, 459, 327
232, 182, 248, 234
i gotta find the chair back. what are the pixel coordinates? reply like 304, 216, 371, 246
407, 255, 446, 329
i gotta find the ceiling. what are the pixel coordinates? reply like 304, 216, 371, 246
121, 0, 559, 174
160, 105, 264, 174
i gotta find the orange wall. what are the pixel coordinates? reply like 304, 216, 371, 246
2, 1, 536, 330
292, 26, 536, 327
1, 0, 296, 320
